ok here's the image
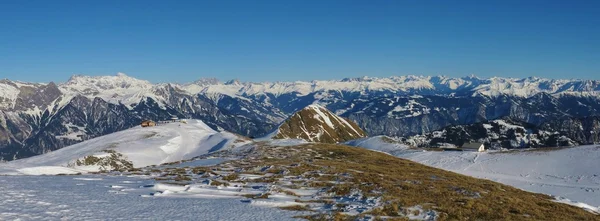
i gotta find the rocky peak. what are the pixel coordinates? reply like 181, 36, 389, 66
225, 79, 242, 85
272, 104, 367, 143
12, 81, 62, 112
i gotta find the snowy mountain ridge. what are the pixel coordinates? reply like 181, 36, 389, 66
183, 75, 600, 98
2, 73, 600, 114
0, 119, 250, 175
2, 73, 600, 161
4, 73, 600, 109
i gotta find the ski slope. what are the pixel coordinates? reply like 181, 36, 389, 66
0, 120, 250, 175
347, 137, 600, 212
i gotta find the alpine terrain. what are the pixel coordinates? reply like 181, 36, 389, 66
346, 136, 600, 215
2, 74, 600, 160
269, 104, 367, 143
1, 117, 598, 220
0, 119, 249, 175
398, 118, 579, 149
2, 1, 598, 220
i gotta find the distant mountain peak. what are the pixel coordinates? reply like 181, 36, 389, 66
271, 104, 367, 143
192, 78, 221, 86
465, 74, 480, 79
225, 79, 242, 85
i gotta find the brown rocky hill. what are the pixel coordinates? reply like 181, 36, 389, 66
271, 104, 366, 143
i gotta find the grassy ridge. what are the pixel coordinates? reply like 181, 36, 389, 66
242, 143, 599, 220
121, 142, 599, 220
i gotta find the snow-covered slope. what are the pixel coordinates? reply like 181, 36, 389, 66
268, 104, 367, 143
347, 139, 600, 212
344, 136, 411, 156
0, 120, 250, 175
399, 146, 600, 212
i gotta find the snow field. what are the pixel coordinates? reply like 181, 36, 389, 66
0, 175, 301, 220
0, 120, 250, 175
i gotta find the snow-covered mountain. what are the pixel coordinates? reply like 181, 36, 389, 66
0, 120, 250, 175
398, 118, 581, 149
267, 104, 366, 143
184, 75, 600, 99
2, 73, 600, 160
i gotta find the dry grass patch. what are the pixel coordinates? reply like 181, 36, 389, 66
209, 180, 228, 187
243, 193, 270, 199
247, 143, 599, 221
222, 173, 239, 181
280, 205, 312, 211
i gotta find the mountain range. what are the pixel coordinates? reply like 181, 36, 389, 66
2, 73, 600, 160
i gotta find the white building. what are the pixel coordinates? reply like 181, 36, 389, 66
461, 142, 485, 152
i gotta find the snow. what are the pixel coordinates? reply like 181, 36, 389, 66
349, 140, 600, 212
58, 73, 172, 108
386, 100, 428, 119
54, 123, 87, 141
554, 197, 600, 214
6, 73, 599, 120
0, 119, 251, 175
0, 80, 49, 109
159, 158, 228, 168
494, 119, 520, 129
404, 205, 438, 220
175, 75, 600, 100
309, 104, 363, 137
345, 136, 411, 156
0, 175, 301, 220
257, 127, 282, 140
0, 82, 19, 109
219, 76, 599, 98
267, 104, 364, 142
4, 74, 600, 118
308, 104, 336, 128
15, 166, 84, 176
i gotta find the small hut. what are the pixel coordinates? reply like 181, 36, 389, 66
141, 120, 156, 127
169, 116, 179, 122
461, 142, 485, 152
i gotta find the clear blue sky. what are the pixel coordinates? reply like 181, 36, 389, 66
1, 0, 598, 83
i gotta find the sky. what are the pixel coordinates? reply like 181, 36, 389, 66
0, 0, 598, 83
